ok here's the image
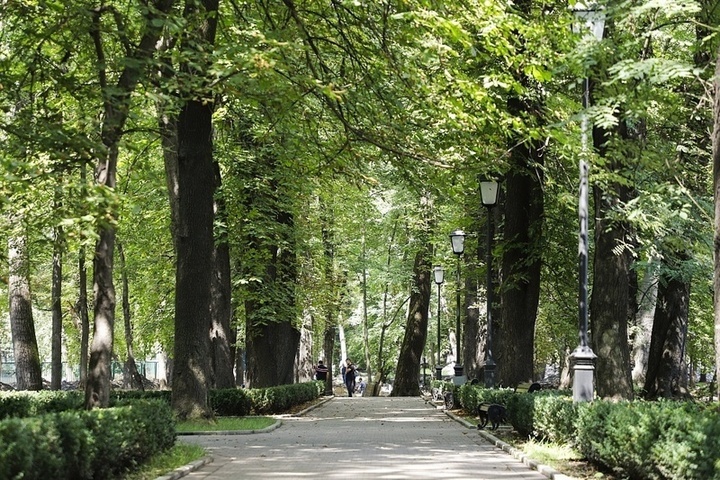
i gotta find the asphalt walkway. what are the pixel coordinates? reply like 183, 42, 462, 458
175, 396, 570, 480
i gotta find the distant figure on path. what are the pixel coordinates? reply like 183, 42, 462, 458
356, 377, 367, 396
344, 359, 357, 397
314, 360, 328, 381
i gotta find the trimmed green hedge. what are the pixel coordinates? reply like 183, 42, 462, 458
0, 399, 175, 480
458, 384, 720, 479
0, 390, 85, 420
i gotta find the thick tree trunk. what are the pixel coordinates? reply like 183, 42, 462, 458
246, 318, 301, 387
590, 182, 634, 400
498, 143, 544, 387
642, 264, 690, 399
51, 221, 63, 390
9, 230, 43, 391
391, 247, 431, 396
171, 95, 216, 419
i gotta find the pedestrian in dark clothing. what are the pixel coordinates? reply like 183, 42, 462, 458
314, 360, 329, 381
344, 359, 356, 397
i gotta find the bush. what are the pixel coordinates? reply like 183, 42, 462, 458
0, 399, 175, 480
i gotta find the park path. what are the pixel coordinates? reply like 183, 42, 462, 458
176, 396, 557, 480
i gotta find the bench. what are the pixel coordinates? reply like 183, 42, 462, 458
477, 402, 507, 430
514, 382, 541, 393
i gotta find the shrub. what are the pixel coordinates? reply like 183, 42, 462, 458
0, 399, 175, 480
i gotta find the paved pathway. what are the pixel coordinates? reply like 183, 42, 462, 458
177, 396, 558, 480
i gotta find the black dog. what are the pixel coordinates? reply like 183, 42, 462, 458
477, 403, 507, 430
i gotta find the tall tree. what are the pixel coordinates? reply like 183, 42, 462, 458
8, 223, 43, 391
85, 0, 177, 409
392, 196, 433, 396
171, 0, 220, 419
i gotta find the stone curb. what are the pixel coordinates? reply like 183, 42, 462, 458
176, 418, 282, 436
443, 410, 578, 480
154, 456, 214, 480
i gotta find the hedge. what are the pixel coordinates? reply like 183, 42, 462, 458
0, 399, 175, 480
457, 384, 720, 479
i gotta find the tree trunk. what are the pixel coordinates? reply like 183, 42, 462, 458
498, 144, 544, 386
631, 257, 659, 385
711, 44, 720, 401
9, 229, 43, 391
323, 326, 336, 395
642, 263, 690, 399
51, 219, 63, 390
209, 162, 234, 388
78, 245, 89, 387
391, 247, 431, 396
590, 181, 634, 399
118, 241, 144, 390
171, 95, 216, 419
85, 0, 177, 410
246, 318, 301, 387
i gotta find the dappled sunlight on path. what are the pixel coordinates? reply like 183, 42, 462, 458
181, 396, 550, 479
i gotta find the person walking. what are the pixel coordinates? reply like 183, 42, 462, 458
344, 359, 357, 397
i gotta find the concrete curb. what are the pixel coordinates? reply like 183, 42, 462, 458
443, 410, 578, 480
155, 456, 214, 480
177, 418, 282, 436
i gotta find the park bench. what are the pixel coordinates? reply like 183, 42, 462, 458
476, 402, 507, 430
514, 382, 541, 393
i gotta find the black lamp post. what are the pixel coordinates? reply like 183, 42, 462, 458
433, 265, 444, 380
480, 180, 500, 388
449, 230, 466, 385
571, 1, 605, 403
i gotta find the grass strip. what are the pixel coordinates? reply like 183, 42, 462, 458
176, 416, 276, 433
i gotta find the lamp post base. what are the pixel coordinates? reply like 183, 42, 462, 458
570, 346, 596, 402
453, 364, 466, 386
435, 365, 443, 381
484, 359, 496, 388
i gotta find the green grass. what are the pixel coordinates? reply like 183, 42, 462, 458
176, 416, 276, 433
123, 443, 206, 480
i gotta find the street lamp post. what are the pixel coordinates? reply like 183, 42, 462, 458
449, 230, 466, 385
480, 180, 500, 388
433, 265, 444, 380
571, 1, 605, 402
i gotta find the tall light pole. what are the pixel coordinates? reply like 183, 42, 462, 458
449, 230, 466, 385
480, 180, 500, 388
433, 265, 444, 380
571, 1, 605, 402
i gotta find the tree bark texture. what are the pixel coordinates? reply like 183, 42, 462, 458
391, 247, 431, 396
9, 231, 43, 391
642, 264, 690, 399
590, 182, 634, 400
118, 242, 144, 390
210, 161, 235, 388
631, 258, 659, 385
498, 143, 544, 387
51, 221, 63, 390
171, 95, 216, 419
